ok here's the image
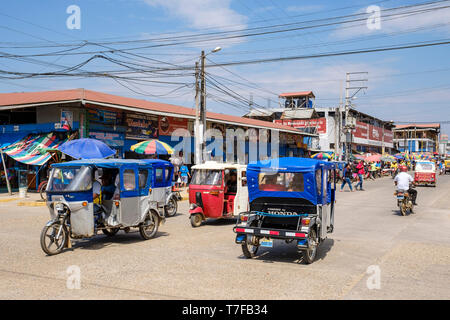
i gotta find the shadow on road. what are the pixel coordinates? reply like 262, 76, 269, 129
67, 230, 170, 252
237, 238, 335, 265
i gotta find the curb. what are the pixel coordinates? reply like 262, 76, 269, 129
0, 197, 20, 203
17, 201, 47, 207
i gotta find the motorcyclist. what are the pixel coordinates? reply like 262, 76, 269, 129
394, 165, 418, 205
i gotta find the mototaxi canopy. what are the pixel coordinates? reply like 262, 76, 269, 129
247, 157, 335, 206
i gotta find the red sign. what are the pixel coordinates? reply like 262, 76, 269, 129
354, 121, 369, 139
274, 118, 326, 134
159, 116, 188, 136
369, 125, 383, 142
383, 129, 393, 143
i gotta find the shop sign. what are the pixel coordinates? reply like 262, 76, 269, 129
87, 108, 121, 125
89, 131, 124, 147
159, 116, 189, 136
125, 113, 158, 140
274, 118, 327, 134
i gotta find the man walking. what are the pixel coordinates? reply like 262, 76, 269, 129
355, 160, 365, 191
340, 163, 354, 192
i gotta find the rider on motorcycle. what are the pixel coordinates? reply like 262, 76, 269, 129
394, 165, 418, 205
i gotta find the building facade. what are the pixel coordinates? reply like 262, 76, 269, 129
393, 124, 440, 153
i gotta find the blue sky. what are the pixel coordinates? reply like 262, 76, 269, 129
0, 0, 449, 134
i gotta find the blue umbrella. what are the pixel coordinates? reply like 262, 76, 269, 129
58, 138, 115, 159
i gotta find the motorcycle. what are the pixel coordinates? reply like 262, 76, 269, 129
394, 188, 414, 216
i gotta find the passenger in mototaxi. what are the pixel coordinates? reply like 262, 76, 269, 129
224, 170, 237, 214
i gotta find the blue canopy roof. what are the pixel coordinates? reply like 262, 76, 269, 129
247, 157, 335, 205
247, 157, 335, 173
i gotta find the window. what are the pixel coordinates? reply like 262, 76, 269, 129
138, 169, 148, 189
155, 168, 164, 184
241, 171, 247, 187
47, 166, 92, 192
258, 172, 304, 192
191, 169, 223, 186
315, 170, 322, 195
165, 167, 172, 183
123, 169, 136, 191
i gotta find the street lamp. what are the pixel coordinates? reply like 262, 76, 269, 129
194, 47, 222, 164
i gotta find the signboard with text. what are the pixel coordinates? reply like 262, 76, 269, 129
125, 113, 158, 140
274, 118, 327, 134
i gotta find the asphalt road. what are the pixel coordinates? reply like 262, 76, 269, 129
0, 174, 449, 299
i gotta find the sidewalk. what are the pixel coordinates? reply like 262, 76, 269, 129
0, 191, 46, 206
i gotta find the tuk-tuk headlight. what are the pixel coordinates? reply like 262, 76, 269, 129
190, 203, 197, 210
54, 203, 65, 213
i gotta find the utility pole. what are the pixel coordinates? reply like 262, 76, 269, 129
194, 61, 202, 165
344, 71, 368, 162
194, 47, 221, 164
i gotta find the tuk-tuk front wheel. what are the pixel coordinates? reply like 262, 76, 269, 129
139, 211, 159, 240
102, 227, 119, 236
190, 213, 203, 227
165, 198, 178, 217
302, 228, 318, 264
40, 221, 68, 256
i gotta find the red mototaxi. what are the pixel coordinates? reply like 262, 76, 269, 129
188, 161, 248, 227
414, 161, 436, 187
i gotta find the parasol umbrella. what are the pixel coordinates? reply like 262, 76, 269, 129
365, 154, 382, 162
58, 138, 115, 159
311, 152, 333, 160
131, 139, 174, 155
381, 154, 395, 162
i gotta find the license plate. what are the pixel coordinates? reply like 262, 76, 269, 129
260, 239, 273, 248
397, 195, 404, 199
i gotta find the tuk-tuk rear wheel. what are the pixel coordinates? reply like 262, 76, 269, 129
102, 228, 119, 236
302, 228, 318, 264
139, 211, 159, 240
241, 236, 259, 258
190, 213, 203, 227
40, 221, 67, 256
165, 198, 178, 217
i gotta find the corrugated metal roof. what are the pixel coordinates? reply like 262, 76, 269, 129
394, 123, 440, 129
0, 89, 311, 135
279, 91, 315, 98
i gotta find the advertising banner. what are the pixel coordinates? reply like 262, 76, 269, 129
125, 113, 158, 140
159, 116, 188, 136
274, 118, 326, 134
87, 108, 121, 125
89, 131, 124, 147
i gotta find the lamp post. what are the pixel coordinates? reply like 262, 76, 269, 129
194, 47, 222, 164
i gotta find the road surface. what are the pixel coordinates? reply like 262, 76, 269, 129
0, 174, 449, 299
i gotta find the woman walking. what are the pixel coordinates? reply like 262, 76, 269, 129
340, 163, 354, 192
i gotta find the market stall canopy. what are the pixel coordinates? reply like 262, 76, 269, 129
365, 154, 382, 162
58, 138, 115, 159
131, 139, 174, 155
2, 133, 67, 166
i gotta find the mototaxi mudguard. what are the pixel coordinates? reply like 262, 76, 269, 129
189, 206, 205, 220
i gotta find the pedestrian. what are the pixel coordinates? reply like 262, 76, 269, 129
369, 161, 377, 180
355, 160, 365, 191
340, 163, 354, 192
179, 163, 190, 188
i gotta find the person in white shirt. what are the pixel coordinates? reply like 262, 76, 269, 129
394, 165, 417, 205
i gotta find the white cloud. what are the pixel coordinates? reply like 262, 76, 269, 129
332, 5, 450, 39
143, 0, 247, 31
286, 5, 324, 14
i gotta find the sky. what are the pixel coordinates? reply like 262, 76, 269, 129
0, 0, 449, 135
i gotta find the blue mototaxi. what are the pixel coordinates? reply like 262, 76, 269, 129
40, 159, 176, 255
233, 157, 336, 264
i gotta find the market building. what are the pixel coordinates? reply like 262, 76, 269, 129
393, 123, 441, 153
0, 88, 317, 191
244, 91, 395, 159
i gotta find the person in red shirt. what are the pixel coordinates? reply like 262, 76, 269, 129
355, 160, 365, 191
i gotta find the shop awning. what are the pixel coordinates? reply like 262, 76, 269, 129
2, 133, 67, 166
0, 132, 29, 149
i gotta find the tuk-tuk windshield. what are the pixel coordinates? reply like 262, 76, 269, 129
258, 172, 304, 192
191, 169, 223, 186
415, 162, 434, 171
47, 166, 93, 192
